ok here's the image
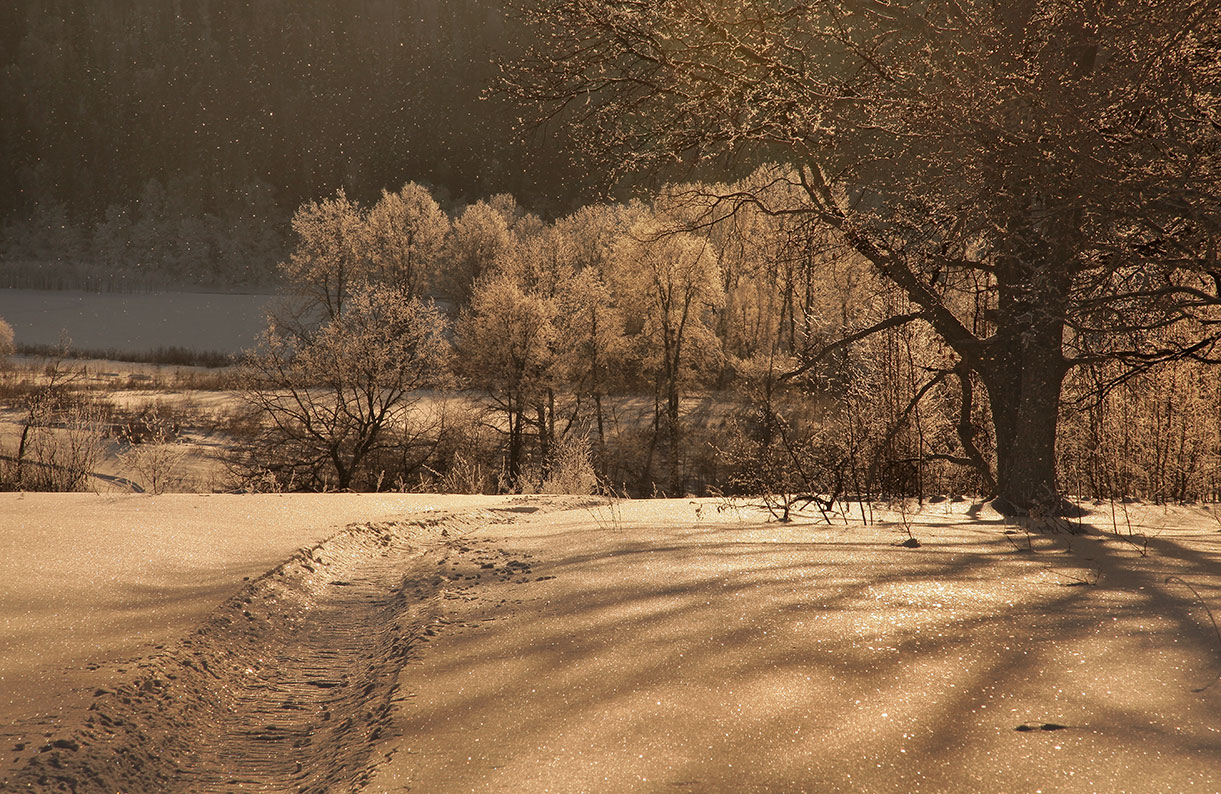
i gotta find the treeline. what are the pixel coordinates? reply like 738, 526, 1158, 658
232, 172, 1221, 503
1, 179, 284, 290
1, 0, 584, 287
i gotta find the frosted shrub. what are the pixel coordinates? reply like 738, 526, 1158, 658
541, 434, 598, 495
25, 403, 107, 492
235, 287, 450, 491
437, 451, 493, 495
120, 405, 188, 494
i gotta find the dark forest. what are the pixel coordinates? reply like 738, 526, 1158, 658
1, 0, 587, 283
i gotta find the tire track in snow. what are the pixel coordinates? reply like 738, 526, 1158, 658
4, 513, 487, 793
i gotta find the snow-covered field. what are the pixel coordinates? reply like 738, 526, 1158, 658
1, 495, 1219, 792
0, 493, 495, 724
0, 289, 275, 354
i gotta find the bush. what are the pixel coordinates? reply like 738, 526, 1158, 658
117, 403, 189, 494
539, 434, 599, 495
3, 402, 108, 492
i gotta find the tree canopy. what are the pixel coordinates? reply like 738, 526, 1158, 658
507, 0, 1221, 512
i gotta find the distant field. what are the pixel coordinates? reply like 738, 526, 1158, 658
0, 288, 276, 355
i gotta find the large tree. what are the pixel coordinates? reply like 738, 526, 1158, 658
507, 0, 1221, 513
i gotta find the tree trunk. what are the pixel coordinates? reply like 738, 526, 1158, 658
958, 207, 1075, 516
332, 450, 352, 491
593, 391, 605, 445
639, 380, 662, 495
665, 376, 681, 495
954, 368, 996, 495
507, 396, 523, 487
547, 389, 555, 453
536, 401, 550, 474
978, 317, 1068, 515
15, 421, 32, 488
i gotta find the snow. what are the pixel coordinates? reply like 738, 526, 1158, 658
0, 492, 493, 728
361, 498, 1221, 793
1, 495, 1218, 792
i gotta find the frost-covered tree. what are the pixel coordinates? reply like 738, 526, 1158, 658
441, 199, 519, 307
508, 0, 1221, 513
549, 204, 636, 445
236, 287, 449, 491
364, 182, 450, 300
484, 206, 633, 467
454, 273, 557, 485
279, 189, 366, 324
556, 266, 628, 446
0, 317, 14, 363
552, 203, 626, 276
611, 215, 724, 490
488, 193, 545, 242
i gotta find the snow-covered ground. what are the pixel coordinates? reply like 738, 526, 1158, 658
0, 289, 275, 354
0, 493, 494, 727
2, 495, 1219, 792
